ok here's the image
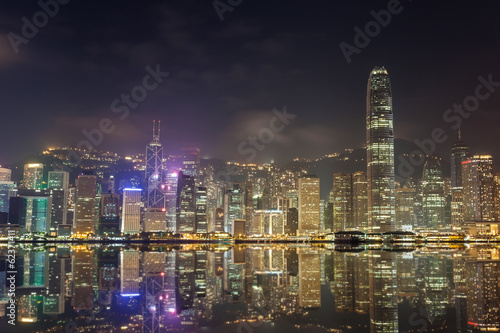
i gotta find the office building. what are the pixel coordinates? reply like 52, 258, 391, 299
366, 66, 395, 232
298, 175, 320, 235
422, 158, 445, 229
23, 163, 44, 189
122, 189, 142, 234
75, 175, 97, 237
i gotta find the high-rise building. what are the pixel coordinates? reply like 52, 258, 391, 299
122, 188, 142, 234
252, 210, 284, 235
100, 194, 120, 236
181, 147, 201, 178
195, 186, 208, 233
176, 172, 196, 233
23, 163, 44, 189
0, 167, 12, 181
143, 208, 167, 233
49, 188, 68, 236
463, 155, 496, 234
48, 171, 69, 190
352, 171, 368, 231
224, 183, 244, 234
451, 188, 465, 229
333, 173, 352, 232
298, 175, 320, 235
285, 207, 299, 235
164, 171, 178, 232
0, 181, 16, 216
75, 175, 97, 237
451, 130, 469, 188
213, 207, 224, 232
366, 66, 395, 233
422, 158, 445, 229
146, 120, 164, 208
395, 188, 415, 230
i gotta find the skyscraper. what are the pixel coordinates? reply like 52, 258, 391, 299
195, 186, 208, 233
48, 171, 69, 237
352, 171, 368, 231
366, 66, 395, 233
451, 130, 470, 188
298, 175, 320, 235
122, 188, 142, 234
75, 175, 97, 237
181, 147, 201, 178
48, 171, 69, 190
176, 172, 196, 233
0, 167, 12, 181
100, 193, 120, 236
422, 158, 445, 229
395, 188, 415, 230
146, 120, 164, 208
23, 163, 44, 189
332, 173, 352, 232
462, 155, 495, 228
224, 183, 244, 234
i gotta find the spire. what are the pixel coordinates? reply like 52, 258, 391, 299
458, 125, 462, 141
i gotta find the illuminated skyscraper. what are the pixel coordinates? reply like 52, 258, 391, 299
352, 171, 368, 231
122, 188, 142, 234
195, 186, 208, 233
395, 188, 415, 230
463, 155, 496, 234
298, 175, 320, 235
224, 183, 244, 234
181, 147, 201, 178
146, 120, 164, 208
366, 66, 395, 232
100, 193, 120, 236
451, 130, 469, 188
176, 172, 196, 233
0, 167, 12, 181
332, 173, 352, 232
48, 171, 69, 190
422, 158, 445, 229
75, 175, 97, 237
22, 163, 44, 189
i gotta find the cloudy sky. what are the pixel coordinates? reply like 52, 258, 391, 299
1, 0, 499, 165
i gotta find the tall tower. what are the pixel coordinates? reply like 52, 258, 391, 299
451, 129, 470, 188
422, 158, 445, 229
366, 66, 395, 233
298, 175, 320, 235
75, 175, 97, 237
146, 120, 164, 208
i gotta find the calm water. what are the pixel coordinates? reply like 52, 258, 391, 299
1, 244, 499, 333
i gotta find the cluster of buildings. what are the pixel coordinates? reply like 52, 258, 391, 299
1, 67, 499, 239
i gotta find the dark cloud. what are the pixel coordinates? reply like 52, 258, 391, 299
0, 0, 500, 166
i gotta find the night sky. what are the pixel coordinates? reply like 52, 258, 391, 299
1, 0, 499, 166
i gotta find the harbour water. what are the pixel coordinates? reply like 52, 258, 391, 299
1, 244, 499, 332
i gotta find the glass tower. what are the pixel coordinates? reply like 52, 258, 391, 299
146, 120, 164, 208
366, 66, 395, 233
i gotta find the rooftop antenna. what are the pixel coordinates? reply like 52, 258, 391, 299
152, 120, 160, 142
458, 125, 462, 141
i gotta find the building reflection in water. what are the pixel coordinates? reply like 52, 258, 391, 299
1, 245, 499, 332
